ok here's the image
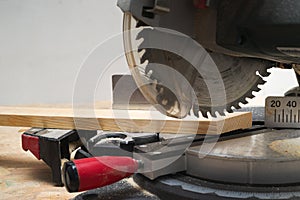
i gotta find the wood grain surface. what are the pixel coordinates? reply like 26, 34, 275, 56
0, 105, 252, 135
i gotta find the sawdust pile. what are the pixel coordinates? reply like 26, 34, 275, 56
269, 137, 300, 158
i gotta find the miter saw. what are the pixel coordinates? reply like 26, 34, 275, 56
116, 0, 300, 199
22, 1, 300, 199
118, 0, 300, 119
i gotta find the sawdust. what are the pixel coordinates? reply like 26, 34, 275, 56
0, 126, 77, 200
269, 137, 300, 158
0, 167, 10, 176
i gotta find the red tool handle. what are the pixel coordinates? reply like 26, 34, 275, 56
193, 0, 208, 9
63, 156, 140, 192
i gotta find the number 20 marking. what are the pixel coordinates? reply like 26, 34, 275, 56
271, 100, 281, 107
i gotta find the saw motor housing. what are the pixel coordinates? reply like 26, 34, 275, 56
119, 0, 300, 63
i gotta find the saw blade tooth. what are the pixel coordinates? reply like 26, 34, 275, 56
234, 104, 241, 110
210, 111, 217, 118
227, 107, 234, 113
216, 107, 227, 117
149, 73, 158, 81
240, 99, 248, 104
218, 111, 226, 116
201, 110, 209, 118
136, 20, 147, 28
136, 30, 145, 40
261, 71, 271, 77
218, 110, 226, 117
135, 36, 145, 48
253, 87, 261, 92
145, 67, 152, 78
248, 93, 255, 99
141, 53, 149, 65
144, 60, 153, 75
259, 67, 272, 77
243, 89, 256, 99
145, 68, 153, 78
257, 69, 271, 80
138, 48, 146, 55
257, 78, 267, 85
136, 28, 154, 44
193, 105, 200, 118
245, 97, 252, 104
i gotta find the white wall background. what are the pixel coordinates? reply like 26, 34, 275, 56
0, 0, 128, 105
0, 0, 298, 106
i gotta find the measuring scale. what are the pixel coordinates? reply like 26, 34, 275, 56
265, 97, 300, 128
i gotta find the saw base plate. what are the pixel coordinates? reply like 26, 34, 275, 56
134, 172, 300, 200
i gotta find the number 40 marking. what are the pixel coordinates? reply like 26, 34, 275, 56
286, 101, 297, 108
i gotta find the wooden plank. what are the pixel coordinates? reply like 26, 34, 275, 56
0, 106, 252, 134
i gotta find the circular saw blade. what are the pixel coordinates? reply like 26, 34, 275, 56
123, 13, 273, 118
